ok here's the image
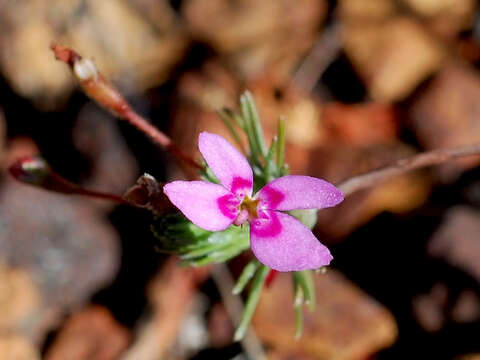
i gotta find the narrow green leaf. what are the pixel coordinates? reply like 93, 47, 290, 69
234, 265, 270, 341
223, 108, 246, 130
264, 136, 278, 183
276, 115, 286, 171
217, 109, 246, 154
243, 91, 268, 159
292, 272, 306, 338
180, 242, 225, 260
240, 94, 261, 164
210, 242, 249, 261
292, 272, 304, 307
199, 161, 220, 184
294, 302, 304, 340
267, 136, 278, 162
185, 245, 243, 266
232, 260, 260, 295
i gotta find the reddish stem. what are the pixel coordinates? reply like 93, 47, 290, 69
265, 269, 278, 288
66, 185, 129, 205
9, 156, 129, 205
122, 109, 203, 170
50, 43, 202, 172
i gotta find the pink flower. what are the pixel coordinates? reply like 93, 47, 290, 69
163, 132, 344, 272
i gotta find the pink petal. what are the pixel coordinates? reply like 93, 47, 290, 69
198, 132, 253, 197
250, 210, 333, 272
163, 181, 240, 231
257, 175, 344, 211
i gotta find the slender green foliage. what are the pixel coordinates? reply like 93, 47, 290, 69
232, 259, 260, 295
234, 265, 270, 341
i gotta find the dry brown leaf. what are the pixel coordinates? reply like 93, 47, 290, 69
0, 334, 40, 360
409, 63, 480, 180
428, 206, 480, 281
344, 17, 444, 102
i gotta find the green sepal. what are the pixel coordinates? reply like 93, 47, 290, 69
288, 209, 318, 230
151, 213, 249, 266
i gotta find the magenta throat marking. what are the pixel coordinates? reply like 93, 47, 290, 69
230, 177, 253, 196
217, 193, 240, 219
250, 210, 282, 238
259, 185, 285, 209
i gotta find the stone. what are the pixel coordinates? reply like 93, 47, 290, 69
0, 334, 40, 360
428, 206, 480, 281
0, 176, 120, 340
409, 63, 480, 180
252, 270, 397, 360
322, 102, 398, 146
0, 0, 188, 108
339, 0, 396, 21
344, 17, 444, 102
183, 0, 327, 80
313, 143, 432, 240
412, 283, 448, 332
45, 306, 130, 360
0, 263, 41, 334
73, 103, 138, 206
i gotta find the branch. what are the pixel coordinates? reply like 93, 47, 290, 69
9, 156, 129, 204
50, 43, 202, 171
337, 143, 480, 196
293, 23, 343, 94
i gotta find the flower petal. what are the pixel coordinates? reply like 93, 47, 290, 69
256, 175, 344, 211
250, 210, 332, 272
163, 181, 240, 231
198, 132, 253, 197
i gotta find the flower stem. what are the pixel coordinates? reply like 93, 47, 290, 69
50, 43, 202, 171
217, 109, 247, 154
71, 187, 129, 204
234, 265, 270, 342
9, 156, 128, 205
122, 108, 202, 170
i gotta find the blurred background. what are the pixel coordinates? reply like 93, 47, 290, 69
1, 0, 480, 359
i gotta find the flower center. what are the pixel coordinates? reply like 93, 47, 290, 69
240, 196, 259, 218
233, 196, 260, 226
